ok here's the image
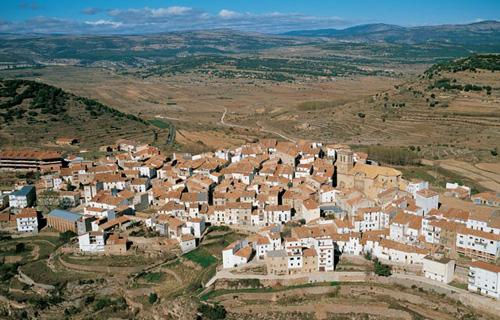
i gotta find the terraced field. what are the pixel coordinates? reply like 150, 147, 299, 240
210, 282, 496, 320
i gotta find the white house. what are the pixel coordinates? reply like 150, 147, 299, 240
78, 231, 106, 253
263, 205, 291, 225
354, 207, 388, 232
222, 239, 253, 269
375, 239, 428, 265
9, 186, 36, 209
16, 208, 38, 234
422, 254, 455, 284
406, 181, 428, 196
42, 174, 63, 190
313, 236, 335, 271
301, 199, 320, 223
185, 217, 206, 238
466, 208, 500, 235
255, 236, 273, 260
319, 186, 339, 204
180, 235, 197, 253
456, 226, 500, 262
415, 189, 439, 215
445, 183, 471, 198
468, 260, 500, 300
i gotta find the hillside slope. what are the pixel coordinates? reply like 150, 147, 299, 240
246, 54, 500, 161
0, 79, 155, 149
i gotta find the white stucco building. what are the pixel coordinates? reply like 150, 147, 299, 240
222, 239, 253, 269
422, 254, 455, 284
78, 231, 106, 253
9, 186, 36, 209
468, 260, 500, 299
415, 189, 439, 215
16, 208, 38, 234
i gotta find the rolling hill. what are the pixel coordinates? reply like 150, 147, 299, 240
0, 22, 498, 70
0, 29, 317, 69
0, 79, 157, 149
283, 20, 500, 44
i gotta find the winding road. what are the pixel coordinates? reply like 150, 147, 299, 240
220, 108, 296, 143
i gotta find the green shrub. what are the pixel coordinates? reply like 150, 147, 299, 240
59, 230, 76, 243
373, 257, 391, 277
149, 293, 158, 304
198, 304, 227, 320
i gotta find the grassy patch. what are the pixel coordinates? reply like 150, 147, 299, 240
60, 252, 173, 267
20, 261, 92, 285
396, 166, 436, 183
184, 248, 218, 268
449, 280, 468, 290
138, 272, 165, 283
149, 119, 170, 129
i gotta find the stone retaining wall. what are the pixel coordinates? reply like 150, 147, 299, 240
17, 270, 55, 290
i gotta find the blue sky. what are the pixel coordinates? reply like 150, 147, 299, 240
0, 1, 498, 34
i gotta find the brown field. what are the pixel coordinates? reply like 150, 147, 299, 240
1, 58, 498, 179
0, 65, 403, 153
438, 159, 500, 191
209, 282, 496, 320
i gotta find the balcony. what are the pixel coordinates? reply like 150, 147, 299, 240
473, 241, 487, 247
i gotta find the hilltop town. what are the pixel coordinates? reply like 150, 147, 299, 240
0, 137, 499, 319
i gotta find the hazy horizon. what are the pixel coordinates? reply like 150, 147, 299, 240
0, 0, 499, 35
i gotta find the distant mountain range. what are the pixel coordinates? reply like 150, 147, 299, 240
0, 22, 498, 69
283, 21, 500, 44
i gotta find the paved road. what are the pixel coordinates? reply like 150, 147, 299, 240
166, 123, 176, 145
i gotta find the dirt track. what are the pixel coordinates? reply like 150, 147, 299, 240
422, 159, 500, 191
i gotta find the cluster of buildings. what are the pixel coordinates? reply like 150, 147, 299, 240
0, 137, 499, 299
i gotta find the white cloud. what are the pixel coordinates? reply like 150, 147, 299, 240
151, 6, 193, 16
85, 20, 123, 28
218, 10, 241, 19
1, 6, 355, 34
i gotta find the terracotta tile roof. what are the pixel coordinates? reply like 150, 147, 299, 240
234, 245, 253, 259
256, 237, 271, 245
99, 216, 130, 230
181, 234, 196, 242
0, 150, 62, 160
302, 199, 319, 210
303, 248, 318, 257
17, 208, 37, 219
379, 238, 428, 255
469, 207, 497, 223
416, 189, 438, 198
472, 191, 500, 202
360, 230, 385, 245
457, 225, 500, 241
348, 163, 402, 179
470, 260, 500, 273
